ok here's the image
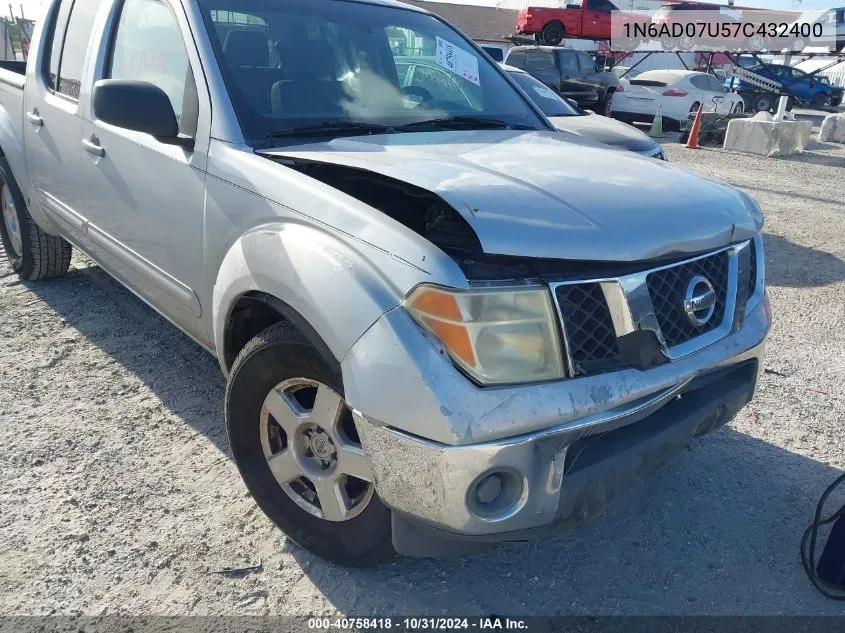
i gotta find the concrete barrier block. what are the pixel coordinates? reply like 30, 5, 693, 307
723, 119, 813, 157
819, 113, 845, 144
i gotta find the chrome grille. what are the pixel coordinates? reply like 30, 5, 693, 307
555, 283, 622, 374
646, 252, 730, 348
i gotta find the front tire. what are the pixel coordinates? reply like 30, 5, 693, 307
225, 322, 394, 567
0, 156, 71, 280
601, 91, 614, 117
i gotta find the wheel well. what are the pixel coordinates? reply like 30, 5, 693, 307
223, 292, 339, 375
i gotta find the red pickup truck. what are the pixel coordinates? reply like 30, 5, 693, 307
517, 0, 648, 46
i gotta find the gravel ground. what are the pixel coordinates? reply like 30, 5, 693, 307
1, 138, 843, 617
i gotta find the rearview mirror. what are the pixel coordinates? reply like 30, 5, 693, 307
93, 80, 192, 149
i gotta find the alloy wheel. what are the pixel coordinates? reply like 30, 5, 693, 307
1, 184, 22, 258
260, 378, 374, 522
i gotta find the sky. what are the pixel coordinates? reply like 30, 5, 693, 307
4, 0, 839, 20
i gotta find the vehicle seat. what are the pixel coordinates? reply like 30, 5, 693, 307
271, 39, 346, 117
222, 29, 284, 115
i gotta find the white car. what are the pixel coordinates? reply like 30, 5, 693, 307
612, 70, 745, 130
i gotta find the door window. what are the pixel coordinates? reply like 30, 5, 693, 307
558, 51, 579, 73
44, 0, 73, 91
706, 75, 726, 92
586, 0, 618, 12
575, 51, 597, 73
48, 0, 105, 99
107, 0, 199, 136
526, 50, 556, 70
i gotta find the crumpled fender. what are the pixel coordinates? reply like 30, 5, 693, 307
211, 219, 465, 376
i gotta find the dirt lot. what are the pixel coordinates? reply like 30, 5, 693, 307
1, 139, 843, 617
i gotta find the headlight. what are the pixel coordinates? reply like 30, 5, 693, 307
740, 191, 765, 231
404, 285, 565, 385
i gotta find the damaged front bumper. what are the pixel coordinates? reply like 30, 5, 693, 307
345, 296, 771, 557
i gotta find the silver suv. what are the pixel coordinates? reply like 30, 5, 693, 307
0, 0, 770, 566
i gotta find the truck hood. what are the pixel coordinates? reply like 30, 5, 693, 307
261, 130, 757, 262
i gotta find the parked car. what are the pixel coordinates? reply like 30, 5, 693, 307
516, 1, 650, 47
393, 56, 479, 108
653, 2, 765, 52
503, 65, 666, 159
505, 45, 620, 115
819, 76, 844, 108
614, 70, 745, 130
480, 43, 509, 62
770, 8, 845, 54
0, 0, 770, 566
725, 63, 838, 111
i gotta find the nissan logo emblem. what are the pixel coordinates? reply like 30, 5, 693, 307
684, 276, 717, 327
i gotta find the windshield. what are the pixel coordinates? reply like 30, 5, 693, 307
196, 0, 547, 144
507, 71, 580, 117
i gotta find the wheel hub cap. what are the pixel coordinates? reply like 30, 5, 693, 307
308, 429, 335, 462
259, 378, 375, 522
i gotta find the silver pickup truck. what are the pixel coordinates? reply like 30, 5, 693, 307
0, 0, 770, 567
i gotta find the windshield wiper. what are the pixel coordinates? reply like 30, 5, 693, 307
265, 121, 395, 143
398, 116, 535, 131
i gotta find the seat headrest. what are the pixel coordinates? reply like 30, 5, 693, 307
277, 38, 337, 80
223, 29, 269, 67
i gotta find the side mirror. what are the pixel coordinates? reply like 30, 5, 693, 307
566, 98, 579, 107
93, 79, 193, 149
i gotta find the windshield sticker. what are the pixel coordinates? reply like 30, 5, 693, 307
532, 85, 558, 101
436, 36, 480, 86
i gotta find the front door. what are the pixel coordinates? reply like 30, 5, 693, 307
79, 0, 210, 337
23, 0, 105, 249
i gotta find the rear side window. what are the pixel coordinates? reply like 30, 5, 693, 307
526, 50, 555, 70
45, 0, 73, 91
507, 50, 526, 67
45, 0, 104, 98
689, 75, 710, 90
107, 0, 199, 137
58, 0, 104, 99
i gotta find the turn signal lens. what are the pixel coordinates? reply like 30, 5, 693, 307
404, 285, 565, 385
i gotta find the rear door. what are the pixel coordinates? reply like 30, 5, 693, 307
79, 0, 210, 334
23, 0, 105, 249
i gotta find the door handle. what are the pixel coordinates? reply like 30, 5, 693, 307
26, 111, 43, 126
82, 137, 105, 158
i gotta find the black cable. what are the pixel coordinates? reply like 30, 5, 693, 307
801, 472, 845, 600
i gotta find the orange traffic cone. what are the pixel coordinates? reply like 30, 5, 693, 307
685, 103, 704, 149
